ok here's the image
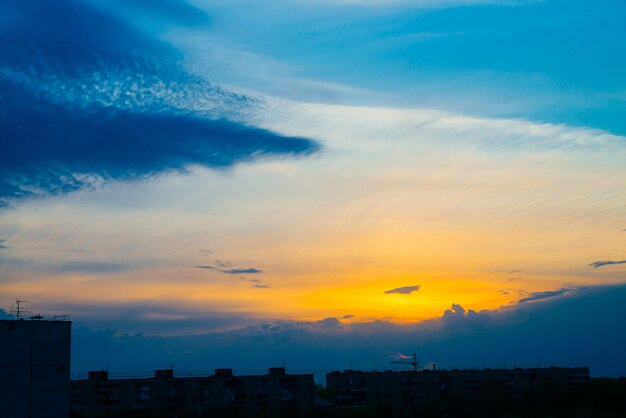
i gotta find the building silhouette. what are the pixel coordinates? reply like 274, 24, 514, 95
69, 366, 593, 418
70, 367, 315, 417
326, 367, 590, 416
0, 319, 72, 418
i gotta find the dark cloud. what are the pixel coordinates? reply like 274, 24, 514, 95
64, 285, 626, 381
0, 239, 7, 249
342, 315, 355, 319
589, 260, 626, 269
317, 317, 342, 329
0, 79, 317, 206
223, 268, 263, 275
384, 285, 420, 295
517, 287, 581, 304
195, 266, 263, 275
443, 303, 466, 320
442, 304, 489, 328
0, 0, 319, 206
44, 301, 258, 336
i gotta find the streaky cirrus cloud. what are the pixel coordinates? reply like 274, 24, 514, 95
384, 285, 421, 295
0, 0, 319, 206
275, 0, 543, 9
589, 260, 626, 269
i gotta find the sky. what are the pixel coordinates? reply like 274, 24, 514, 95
1, 0, 625, 378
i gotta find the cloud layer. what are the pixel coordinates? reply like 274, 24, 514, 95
67, 285, 626, 380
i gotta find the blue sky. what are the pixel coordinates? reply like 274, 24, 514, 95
1, 0, 625, 378
176, 0, 626, 132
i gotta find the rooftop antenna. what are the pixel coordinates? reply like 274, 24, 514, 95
391, 353, 420, 372
11, 299, 31, 320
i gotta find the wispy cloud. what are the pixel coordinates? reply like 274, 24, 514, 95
223, 268, 263, 275
54, 261, 134, 275
195, 265, 216, 270
240, 277, 270, 289
384, 285, 420, 295
195, 265, 269, 288
195, 266, 263, 275
517, 287, 582, 304
288, 0, 542, 9
0, 257, 138, 277
589, 260, 626, 269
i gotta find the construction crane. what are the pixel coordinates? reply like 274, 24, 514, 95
390, 353, 420, 372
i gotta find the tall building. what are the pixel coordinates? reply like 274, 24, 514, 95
0, 319, 72, 418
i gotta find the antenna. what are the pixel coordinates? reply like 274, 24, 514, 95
391, 353, 420, 372
11, 299, 31, 320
